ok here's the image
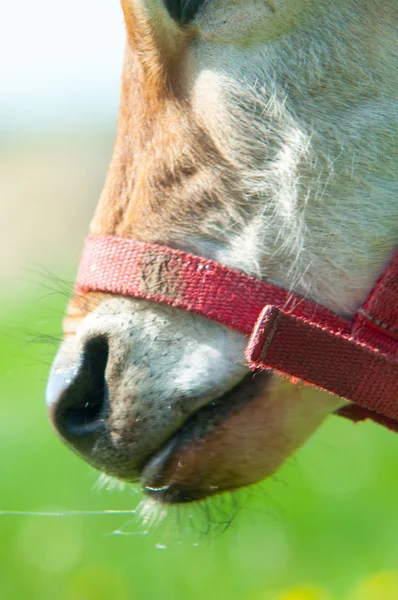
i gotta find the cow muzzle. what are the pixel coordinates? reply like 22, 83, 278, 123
46, 297, 343, 502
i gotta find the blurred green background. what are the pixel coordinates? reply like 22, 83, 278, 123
2, 2, 398, 599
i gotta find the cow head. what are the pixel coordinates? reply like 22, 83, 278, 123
46, 0, 397, 502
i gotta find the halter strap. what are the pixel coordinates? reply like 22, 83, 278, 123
75, 235, 398, 430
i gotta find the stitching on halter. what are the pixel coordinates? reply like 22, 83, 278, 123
358, 308, 398, 335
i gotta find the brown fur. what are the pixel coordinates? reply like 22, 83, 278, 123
90, 3, 242, 251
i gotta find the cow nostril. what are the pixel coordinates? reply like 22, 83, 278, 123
47, 337, 109, 447
61, 337, 109, 436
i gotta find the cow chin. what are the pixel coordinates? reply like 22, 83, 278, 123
141, 372, 344, 503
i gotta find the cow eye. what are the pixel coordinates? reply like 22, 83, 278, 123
164, 0, 207, 24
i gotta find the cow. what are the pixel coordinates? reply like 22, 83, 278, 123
46, 0, 398, 503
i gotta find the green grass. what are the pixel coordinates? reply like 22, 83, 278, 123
1, 292, 398, 600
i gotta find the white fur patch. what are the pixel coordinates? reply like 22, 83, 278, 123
189, 13, 397, 315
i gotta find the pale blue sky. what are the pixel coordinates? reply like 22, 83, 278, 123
1, 1, 125, 131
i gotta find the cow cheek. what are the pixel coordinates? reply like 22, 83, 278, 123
155, 379, 345, 496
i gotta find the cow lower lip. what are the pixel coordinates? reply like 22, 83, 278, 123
140, 371, 272, 503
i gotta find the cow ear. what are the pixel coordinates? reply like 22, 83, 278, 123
120, 0, 190, 73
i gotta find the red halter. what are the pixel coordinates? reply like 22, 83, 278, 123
75, 235, 398, 431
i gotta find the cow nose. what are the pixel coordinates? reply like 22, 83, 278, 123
46, 337, 109, 452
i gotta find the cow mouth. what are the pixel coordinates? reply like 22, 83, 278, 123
140, 370, 273, 504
